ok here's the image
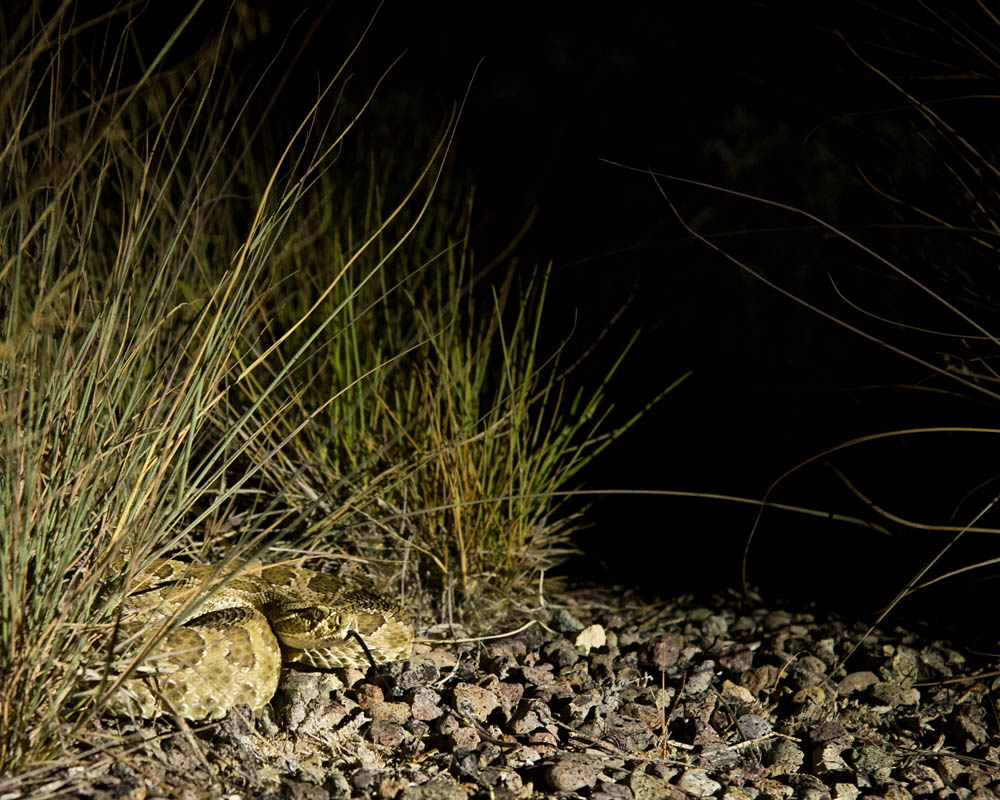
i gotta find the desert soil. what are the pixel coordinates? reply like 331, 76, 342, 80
7, 586, 1000, 800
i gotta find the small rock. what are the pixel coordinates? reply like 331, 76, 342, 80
544, 638, 581, 668
410, 687, 444, 721
620, 700, 661, 729
552, 608, 585, 634
952, 705, 989, 746
397, 668, 425, 691
451, 683, 499, 722
937, 755, 968, 784
852, 744, 895, 781
504, 745, 542, 767
576, 624, 607, 653
837, 671, 878, 696
509, 706, 545, 735
482, 647, 519, 678
880, 784, 912, 800
496, 682, 524, 720
589, 652, 616, 683
729, 613, 757, 635
283, 777, 330, 800
354, 683, 384, 710
529, 730, 559, 753
593, 781, 634, 800
544, 754, 602, 792
448, 726, 480, 753
701, 614, 729, 637
606, 713, 656, 751
879, 645, 919, 686
718, 644, 754, 672
377, 774, 409, 799
650, 636, 682, 670
812, 739, 850, 774
698, 743, 739, 769
350, 769, 376, 792
369, 701, 410, 724
436, 713, 460, 735
797, 655, 827, 676
792, 684, 829, 719
399, 777, 468, 800
766, 738, 804, 774
406, 651, 447, 683
794, 684, 827, 705
741, 664, 778, 696
368, 719, 408, 747
721, 679, 756, 706
677, 768, 721, 797
809, 721, 848, 743
519, 664, 555, 685
811, 638, 838, 666
560, 690, 601, 722
630, 770, 674, 800
736, 713, 772, 740
764, 610, 792, 631
869, 682, 920, 707
276, 672, 343, 729
690, 718, 722, 745
752, 778, 793, 798
533, 679, 576, 704
899, 763, 944, 794
326, 769, 352, 800
685, 660, 715, 694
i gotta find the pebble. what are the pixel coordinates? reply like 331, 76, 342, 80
575, 623, 607, 653
368, 701, 409, 723
838, 671, 878, 695
593, 781, 634, 800
368, 719, 407, 747
409, 687, 444, 721
630, 770, 675, 800
721, 679, 756, 706
101, 587, 1000, 800
869, 682, 920, 707
650, 636, 681, 670
677, 768, 722, 797
399, 778, 468, 800
764, 610, 792, 630
766, 738, 804, 774
736, 712, 772, 739
450, 683, 499, 722
447, 726, 479, 752
544, 754, 602, 792
552, 608, 586, 633
701, 614, 729, 637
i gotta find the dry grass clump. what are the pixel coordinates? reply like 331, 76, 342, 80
0, 3, 664, 776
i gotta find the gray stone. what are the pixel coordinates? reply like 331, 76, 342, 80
399, 778, 469, 800
677, 769, 721, 797
544, 754, 602, 792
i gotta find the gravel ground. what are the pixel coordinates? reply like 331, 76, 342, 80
11, 587, 1000, 799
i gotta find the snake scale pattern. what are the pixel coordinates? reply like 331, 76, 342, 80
107, 558, 413, 720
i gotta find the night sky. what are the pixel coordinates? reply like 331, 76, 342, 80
146, 2, 1000, 628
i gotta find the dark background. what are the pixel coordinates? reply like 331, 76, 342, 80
152, 2, 1000, 628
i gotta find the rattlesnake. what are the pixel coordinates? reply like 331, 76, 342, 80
105, 557, 413, 720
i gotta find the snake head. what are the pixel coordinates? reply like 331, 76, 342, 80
268, 604, 350, 649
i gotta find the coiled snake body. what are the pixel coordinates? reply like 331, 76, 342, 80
108, 558, 413, 720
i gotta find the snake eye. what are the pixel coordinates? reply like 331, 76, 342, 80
295, 607, 325, 624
